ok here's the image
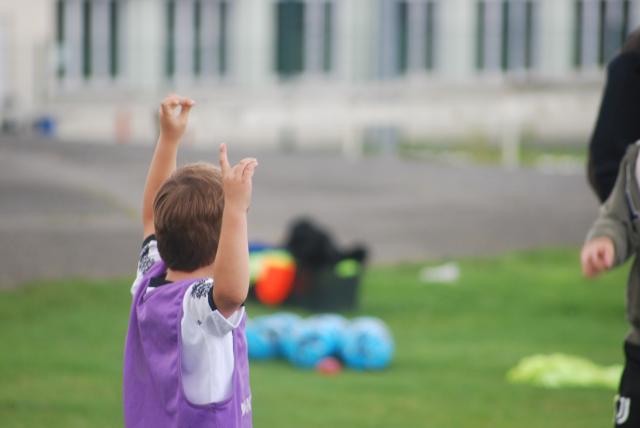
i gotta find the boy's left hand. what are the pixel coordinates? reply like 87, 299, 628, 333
159, 94, 195, 142
219, 143, 258, 213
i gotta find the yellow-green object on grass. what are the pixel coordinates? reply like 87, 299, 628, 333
335, 259, 361, 278
506, 353, 622, 390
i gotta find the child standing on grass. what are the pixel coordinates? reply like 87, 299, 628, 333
582, 143, 640, 428
123, 95, 257, 427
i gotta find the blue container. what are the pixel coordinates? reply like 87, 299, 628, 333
33, 116, 56, 138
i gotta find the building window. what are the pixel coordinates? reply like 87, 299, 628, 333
56, 0, 66, 79
396, 1, 409, 73
166, 0, 176, 78
82, 0, 92, 79
218, 1, 228, 75
276, 1, 305, 76
476, 0, 539, 73
166, 0, 230, 80
379, 0, 439, 78
322, 1, 333, 72
574, 0, 634, 69
109, 0, 119, 78
275, 0, 334, 78
193, 0, 202, 76
424, 1, 436, 70
55, 0, 123, 83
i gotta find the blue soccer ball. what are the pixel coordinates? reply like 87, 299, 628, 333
307, 314, 348, 355
263, 312, 301, 357
245, 316, 279, 360
246, 313, 301, 360
281, 320, 337, 368
340, 317, 394, 370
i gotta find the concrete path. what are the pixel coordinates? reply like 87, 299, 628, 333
0, 136, 598, 288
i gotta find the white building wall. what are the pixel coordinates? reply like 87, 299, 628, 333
441, 0, 478, 81
538, 0, 572, 79
233, 0, 274, 87
0, 0, 54, 118
126, 0, 164, 91
339, 0, 376, 81
0, 0, 635, 147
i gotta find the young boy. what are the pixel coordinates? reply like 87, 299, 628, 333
123, 95, 257, 427
582, 142, 640, 428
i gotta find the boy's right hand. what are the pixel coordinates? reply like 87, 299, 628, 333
580, 236, 615, 278
159, 94, 195, 142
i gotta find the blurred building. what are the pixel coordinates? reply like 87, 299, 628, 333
0, 0, 638, 148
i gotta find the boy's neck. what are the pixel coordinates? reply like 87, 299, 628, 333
166, 265, 213, 282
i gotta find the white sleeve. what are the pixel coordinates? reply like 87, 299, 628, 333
182, 279, 244, 336
131, 236, 162, 296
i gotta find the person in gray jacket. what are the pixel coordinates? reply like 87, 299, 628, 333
582, 142, 640, 428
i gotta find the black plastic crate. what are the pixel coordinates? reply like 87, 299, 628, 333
286, 266, 360, 312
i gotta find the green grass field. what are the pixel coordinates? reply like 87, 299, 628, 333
0, 249, 630, 427
397, 140, 585, 169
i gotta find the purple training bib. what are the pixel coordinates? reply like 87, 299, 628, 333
123, 261, 252, 427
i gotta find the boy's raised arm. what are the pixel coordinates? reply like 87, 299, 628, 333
142, 95, 194, 238
213, 144, 258, 318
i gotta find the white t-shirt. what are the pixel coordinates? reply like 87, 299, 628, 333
131, 236, 242, 405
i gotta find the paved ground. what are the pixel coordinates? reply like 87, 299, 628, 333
0, 136, 598, 288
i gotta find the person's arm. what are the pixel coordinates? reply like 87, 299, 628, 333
212, 144, 258, 318
581, 146, 638, 277
142, 95, 195, 238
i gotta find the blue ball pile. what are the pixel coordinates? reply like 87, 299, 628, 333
246, 313, 394, 370
246, 313, 301, 360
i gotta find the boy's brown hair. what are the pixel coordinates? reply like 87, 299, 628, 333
154, 163, 224, 272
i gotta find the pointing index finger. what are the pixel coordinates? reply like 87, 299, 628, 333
219, 143, 231, 173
